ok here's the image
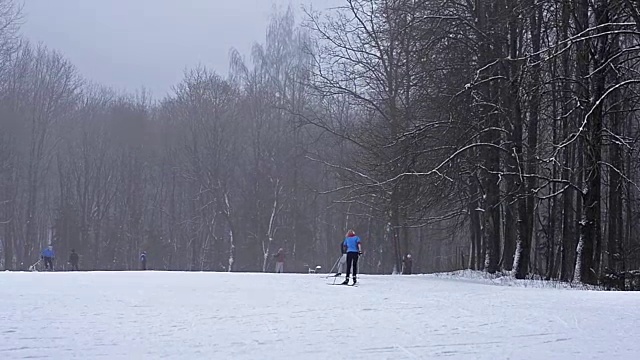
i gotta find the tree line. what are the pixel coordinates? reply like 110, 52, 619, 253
2, 0, 640, 287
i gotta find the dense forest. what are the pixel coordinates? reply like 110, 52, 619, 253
2, 0, 640, 287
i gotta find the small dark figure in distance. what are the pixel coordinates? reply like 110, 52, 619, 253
69, 249, 79, 271
402, 253, 413, 275
41, 245, 55, 271
140, 251, 147, 270
342, 230, 362, 285
273, 248, 285, 273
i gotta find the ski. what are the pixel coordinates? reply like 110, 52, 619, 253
327, 282, 358, 286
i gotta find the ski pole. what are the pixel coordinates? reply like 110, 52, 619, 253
326, 256, 341, 276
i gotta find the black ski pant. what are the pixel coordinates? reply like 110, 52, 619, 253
43, 257, 53, 271
70, 262, 79, 271
345, 252, 359, 279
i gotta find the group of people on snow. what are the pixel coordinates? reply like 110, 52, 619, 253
270, 229, 362, 282
38, 246, 79, 271
35, 245, 149, 271
329, 229, 413, 281
272, 228, 414, 281
35, 230, 413, 276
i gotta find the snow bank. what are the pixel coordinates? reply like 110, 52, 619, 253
428, 269, 603, 290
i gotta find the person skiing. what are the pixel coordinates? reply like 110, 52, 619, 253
68, 249, 79, 271
41, 245, 55, 271
273, 248, 285, 273
140, 251, 147, 270
342, 229, 362, 285
333, 238, 348, 277
402, 253, 413, 275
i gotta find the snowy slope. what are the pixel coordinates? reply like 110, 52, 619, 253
1, 271, 638, 359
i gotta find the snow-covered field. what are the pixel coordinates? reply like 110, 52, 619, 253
1, 271, 638, 359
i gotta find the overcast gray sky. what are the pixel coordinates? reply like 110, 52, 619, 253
20, 0, 339, 99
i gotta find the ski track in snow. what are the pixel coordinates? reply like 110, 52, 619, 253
0, 271, 638, 359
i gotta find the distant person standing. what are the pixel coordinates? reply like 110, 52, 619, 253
342, 230, 362, 285
402, 253, 413, 275
140, 251, 147, 270
41, 245, 55, 271
333, 239, 348, 277
273, 248, 285, 273
68, 249, 79, 271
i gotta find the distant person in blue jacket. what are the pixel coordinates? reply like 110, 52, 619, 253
41, 245, 55, 271
341, 229, 362, 285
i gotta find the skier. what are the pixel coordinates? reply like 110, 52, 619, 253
41, 245, 55, 271
273, 248, 285, 273
341, 229, 362, 285
402, 253, 412, 275
68, 249, 79, 271
140, 251, 147, 270
333, 238, 348, 277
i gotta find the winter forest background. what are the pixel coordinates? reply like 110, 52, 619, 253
2, 0, 640, 287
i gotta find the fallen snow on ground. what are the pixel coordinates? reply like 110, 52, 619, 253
1, 271, 638, 359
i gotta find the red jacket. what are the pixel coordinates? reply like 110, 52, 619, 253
274, 251, 285, 262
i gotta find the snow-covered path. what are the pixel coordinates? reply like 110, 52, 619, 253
1, 271, 638, 359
